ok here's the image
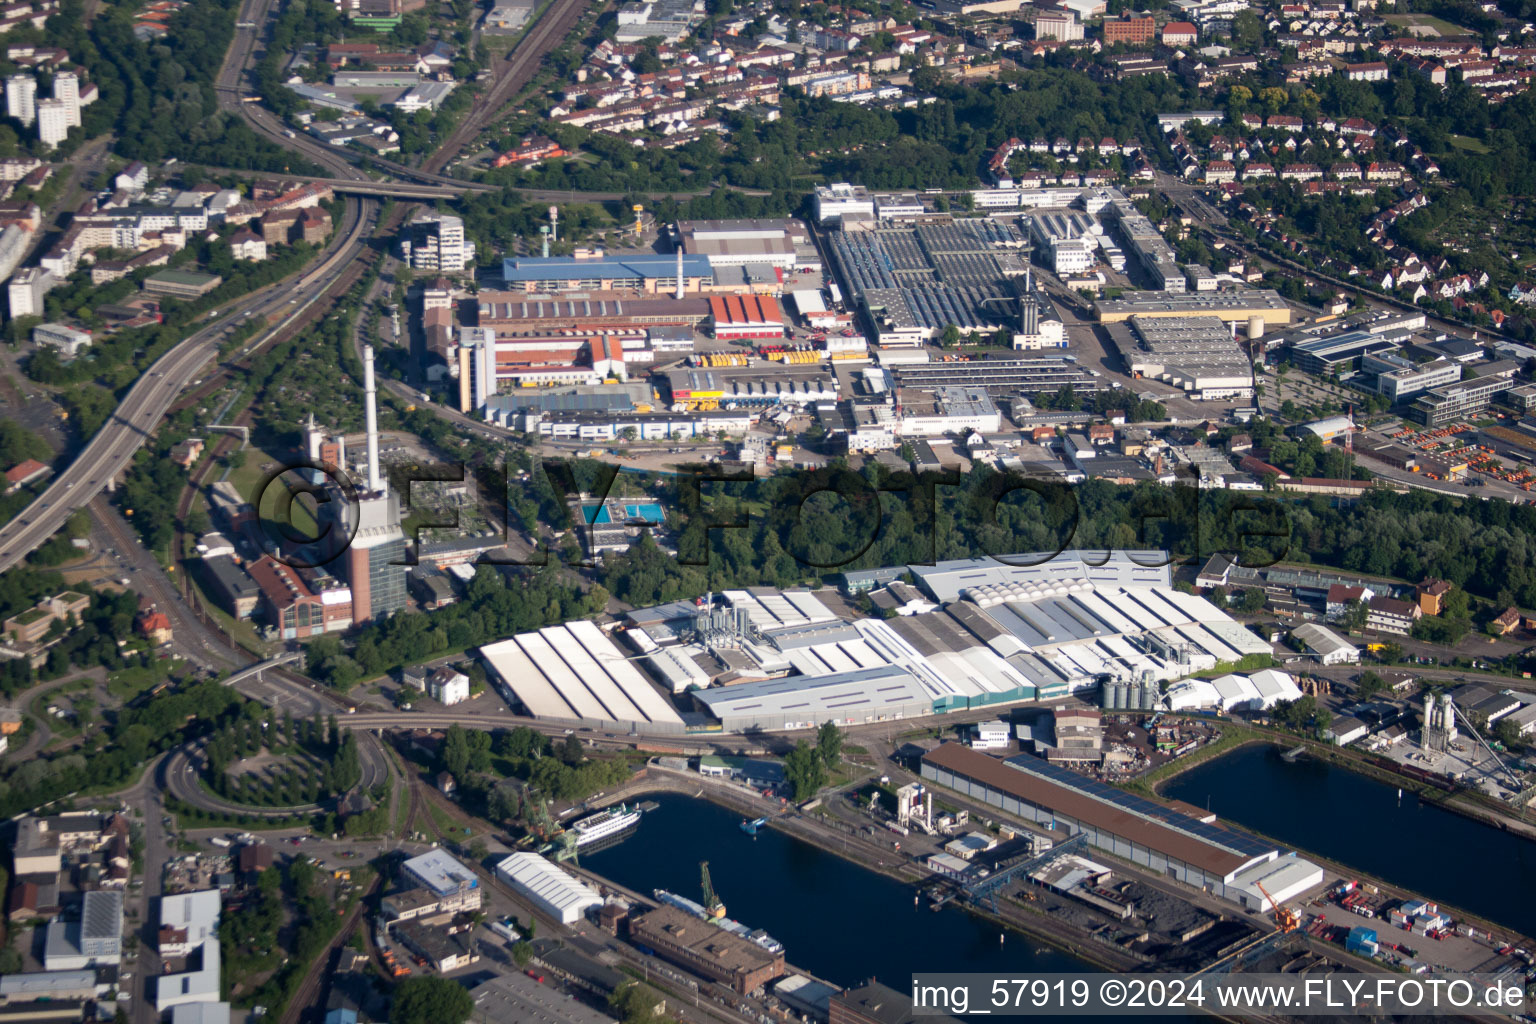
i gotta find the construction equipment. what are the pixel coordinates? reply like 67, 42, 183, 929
700, 860, 726, 918
1256, 880, 1299, 933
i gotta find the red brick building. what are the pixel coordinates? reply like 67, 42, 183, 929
1104, 16, 1156, 43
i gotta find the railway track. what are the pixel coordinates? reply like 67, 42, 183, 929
422, 0, 593, 175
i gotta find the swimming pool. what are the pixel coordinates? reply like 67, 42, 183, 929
583, 501, 664, 524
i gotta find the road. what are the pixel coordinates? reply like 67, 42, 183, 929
0, 195, 377, 573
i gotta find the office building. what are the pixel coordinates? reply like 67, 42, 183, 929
401, 849, 482, 910
43, 891, 123, 969
401, 213, 474, 273
1411, 374, 1516, 426
814, 183, 876, 224
32, 321, 91, 358
1363, 351, 1461, 402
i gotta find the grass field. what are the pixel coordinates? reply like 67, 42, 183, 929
1383, 12, 1473, 36
226, 448, 322, 543
1448, 134, 1491, 154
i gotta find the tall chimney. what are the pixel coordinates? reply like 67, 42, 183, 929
363, 344, 382, 493
675, 246, 685, 301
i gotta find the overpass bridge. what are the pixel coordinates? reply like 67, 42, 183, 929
222, 651, 304, 687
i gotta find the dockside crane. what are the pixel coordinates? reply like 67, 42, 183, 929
700, 860, 726, 918
1256, 879, 1299, 933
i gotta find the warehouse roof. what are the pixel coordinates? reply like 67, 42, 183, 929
402, 849, 479, 897
923, 743, 1268, 878
495, 853, 603, 917
693, 665, 931, 719
908, 550, 1171, 602
709, 294, 783, 326
501, 253, 713, 283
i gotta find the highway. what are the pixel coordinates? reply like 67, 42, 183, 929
0, 195, 378, 573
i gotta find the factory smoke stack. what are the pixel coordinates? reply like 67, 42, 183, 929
363, 344, 382, 494
675, 246, 685, 301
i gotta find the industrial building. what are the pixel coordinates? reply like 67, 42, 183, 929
493, 854, 603, 924
342, 347, 407, 624
921, 743, 1324, 911
1102, 192, 1183, 292
155, 890, 221, 1011
662, 365, 838, 410
1411, 372, 1518, 426
1285, 329, 1402, 376
1105, 315, 1255, 400
824, 221, 1031, 347
677, 554, 1269, 732
1163, 668, 1303, 711
401, 849, 482, 910
1023, 210, 1100, 275
1093, 289, 1291, 325
42, 891, 122, 970
500, 253, 712, 296
888, 357, 1099, 396
1290, 622, 1359, 664
475, 293, 710, 335
481, 620, 686, 733
1362, 352, 1461, 402
478, 554, 1270, 736
677, 218, 806, 271
628, 905, 785, 994
709, 295, 785, 340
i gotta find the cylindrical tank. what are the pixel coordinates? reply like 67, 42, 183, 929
1247, 315, 1265, 340
1138, 684, 1156, 711
1100, 683, 1115, 710
1111, 681, 1127, 710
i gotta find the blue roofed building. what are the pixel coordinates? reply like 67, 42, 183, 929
499, 253, 713, 296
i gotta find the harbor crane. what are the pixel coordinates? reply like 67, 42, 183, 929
700, 861, 726, 918
1255, 879, 1299, 933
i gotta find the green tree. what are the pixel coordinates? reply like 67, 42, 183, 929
1355, 670, 1385, 699
815, 721, 843, 770
389, 976, 475, 1024
560, 733, 584, 766
609, 980, 673, 1024
784, 740, 827, 801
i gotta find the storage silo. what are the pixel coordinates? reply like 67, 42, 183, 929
1138, 684, 1156, 711
1247, 315, 1265, 341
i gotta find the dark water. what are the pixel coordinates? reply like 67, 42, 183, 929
581, 792, 1089, 991
1164, 744, 1536, 936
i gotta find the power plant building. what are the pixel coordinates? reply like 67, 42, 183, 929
343, 346, 407, 623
